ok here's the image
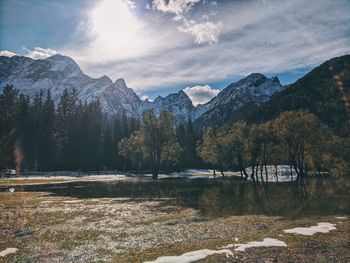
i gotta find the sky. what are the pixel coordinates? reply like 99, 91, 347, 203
0, 0, 350, 104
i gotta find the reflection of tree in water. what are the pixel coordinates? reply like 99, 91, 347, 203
12, 177, 350, 218
198, 188, 222, 216
196, 177, 349, 217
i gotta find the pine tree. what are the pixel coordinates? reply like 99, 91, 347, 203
0, 85, 18, 169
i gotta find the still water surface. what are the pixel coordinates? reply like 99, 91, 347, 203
2, 176, 349, 217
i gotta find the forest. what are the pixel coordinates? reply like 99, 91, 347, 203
0, 84, 349, 180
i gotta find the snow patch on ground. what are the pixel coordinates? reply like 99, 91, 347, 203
335, 216, 347, 220
283, 222, 336, 236
234, 238, 287, 252
143, 249, 233, 263
0, 248, 18, 257
63, 200, 82, 204
246, 165, 297, 182
185, 169, 215, 175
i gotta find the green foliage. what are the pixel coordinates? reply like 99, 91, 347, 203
197, 128, 219, 169
119, 109, 181, 179
119, 131, 145, 172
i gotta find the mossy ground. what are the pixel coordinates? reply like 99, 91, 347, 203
0, 190, 349, 263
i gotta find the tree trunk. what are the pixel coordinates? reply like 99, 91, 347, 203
152, 171, 158, 180
255, 165, 260, 183
260, 164, 264, 183
220, 168, 225, 177
265, 163, 269, 193
274, 164, 279, 183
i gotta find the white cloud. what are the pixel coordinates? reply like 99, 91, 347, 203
179, 21, 222, 45
152, 0, 200, 16
26, 47, 57, 59
64, 0, 350, 95
151, 0, 221, 45
126, 0, 136, 9
0, 48, 57, 60
140, 95, 152, 101
65, 0, 167, 64
183, 85, 220, 105
0, 50, 18, 57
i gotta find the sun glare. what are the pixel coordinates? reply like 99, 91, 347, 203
89, 0, 146, 59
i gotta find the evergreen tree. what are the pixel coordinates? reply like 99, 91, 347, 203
0, 85, 18, 169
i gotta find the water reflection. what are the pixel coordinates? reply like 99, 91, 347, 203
1, 177, 349, 218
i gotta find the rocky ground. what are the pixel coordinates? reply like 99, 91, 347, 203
0, 189, 349, 263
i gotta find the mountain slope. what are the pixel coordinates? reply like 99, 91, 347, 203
0, 54, 199, 119
194, 73, 283, 128
0, 54, 144, 115
247, 55, 350, 135
0, 54, 114, 103
142, 90, 196, 123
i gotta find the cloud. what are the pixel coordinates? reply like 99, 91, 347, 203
60, 0, 350, 96
151, 0, 221, 45
25, 47, 57, 59
183, 85, 220, 105
152, 0, 200, 16
0, 50, 18, 57
126, 0, 136, 9
179, 21, 222, 45
140, 94, 154, 102
0, 48, 57, 60
65, 0, 168, 64
86, 0, 349, 93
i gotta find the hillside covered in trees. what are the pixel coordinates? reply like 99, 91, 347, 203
247, 55, 350, 136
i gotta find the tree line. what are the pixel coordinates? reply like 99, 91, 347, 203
0, 85, 200, 173
197, 111, 349, 182
1, 85, 349, 179
119, 110, 349, 180
0, 85, 139, 171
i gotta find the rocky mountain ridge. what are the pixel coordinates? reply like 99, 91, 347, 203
0, 54, 284, 126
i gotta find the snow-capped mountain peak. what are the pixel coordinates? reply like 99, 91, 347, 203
194, 73, 284, 127
0, 54, 285, 126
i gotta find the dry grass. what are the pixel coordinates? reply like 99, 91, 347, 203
0, 191, 349, 263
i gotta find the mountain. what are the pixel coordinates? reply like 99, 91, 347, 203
0, 54, 284, 125
0, 54, 198, 119
1, 53, 349, 132
194, 73, 283, 128
0, 54, 143, 116
102, 78, 142, 115
142, 90, 196, 122
247, 55, 350, 135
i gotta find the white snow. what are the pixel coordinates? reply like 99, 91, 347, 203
63, 200, 82, 204
245, 165, 297, 182
220, 244, 235, 249
0, 248, 18, 257
143, 249, 233, 263
283, 222, 336, 236
234, 238, 287, 252
184, 169, 214, 175
3, 174, 127, 186
9, 187, 15, 192
335, 216, 347, 220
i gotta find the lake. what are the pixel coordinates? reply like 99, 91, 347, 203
2, 176, 349, 218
